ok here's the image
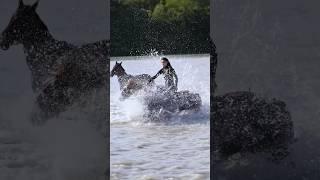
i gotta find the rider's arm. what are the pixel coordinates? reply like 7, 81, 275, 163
152, 69, 163, 80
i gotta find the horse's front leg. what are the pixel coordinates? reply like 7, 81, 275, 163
121, 80, 136, 97
121, 84, 134, 99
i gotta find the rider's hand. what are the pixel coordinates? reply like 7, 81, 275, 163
148, 78, 153, 83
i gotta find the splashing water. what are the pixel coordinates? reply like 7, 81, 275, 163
0, 48, 107, 180
110, 54, 210, 179
146, 49, 162, 57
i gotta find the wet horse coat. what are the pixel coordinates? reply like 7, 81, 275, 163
0, 0, 108, 122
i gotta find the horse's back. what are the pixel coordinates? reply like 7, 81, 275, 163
77, 40, 109, 62
34, 40, 109, 113
53, 40, 109, 87
135, 74, 151, 81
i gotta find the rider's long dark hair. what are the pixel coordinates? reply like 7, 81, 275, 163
161, 57, 173, 69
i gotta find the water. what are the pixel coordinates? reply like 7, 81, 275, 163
110, 55, 210, 179
213, 0, 320, 179
0, 46, 107, 180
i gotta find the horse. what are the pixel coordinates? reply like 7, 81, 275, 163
0, 0, 108, 124
111, 61, 203, 121
111, 61, 153, 98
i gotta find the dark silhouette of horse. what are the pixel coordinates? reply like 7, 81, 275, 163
0, 0, 108, 123
111, 61, 153, 98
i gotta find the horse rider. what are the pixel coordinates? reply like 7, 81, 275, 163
149, 57, 178, 92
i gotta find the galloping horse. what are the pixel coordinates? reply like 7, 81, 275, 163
111, 61, 153, 98
0, 0, 108, 123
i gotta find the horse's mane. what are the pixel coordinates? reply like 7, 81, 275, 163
32, 11, 49, 32
118, 65, 125, 73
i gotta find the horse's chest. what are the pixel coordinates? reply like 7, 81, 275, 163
26, 50, 58, 69
118, 76, 130, 88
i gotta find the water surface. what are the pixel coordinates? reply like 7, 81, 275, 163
110, 55, 210, 179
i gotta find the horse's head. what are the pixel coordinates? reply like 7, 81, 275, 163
0, 0, 47, 50
111, 61, 125, 77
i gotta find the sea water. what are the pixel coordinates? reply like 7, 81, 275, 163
110, 55, 210, 179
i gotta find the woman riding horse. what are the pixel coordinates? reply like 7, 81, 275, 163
149, 57, 178, 92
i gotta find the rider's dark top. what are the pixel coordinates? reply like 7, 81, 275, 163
151, 66, 178, 91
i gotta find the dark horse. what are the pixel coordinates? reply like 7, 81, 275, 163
0, 0, 108, 123
111, 61, 153, 98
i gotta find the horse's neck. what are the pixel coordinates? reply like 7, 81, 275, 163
117, 73, 131, 89
24, 32, 72, 54
118, 73, 130, 81
22, 31, 75, 91
23, 32, 74, 68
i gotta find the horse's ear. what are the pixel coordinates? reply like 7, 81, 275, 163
18, 0, 24, 8
116, 61, 118, 64
31, 0, 39, 10
120, 62, 122, 65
